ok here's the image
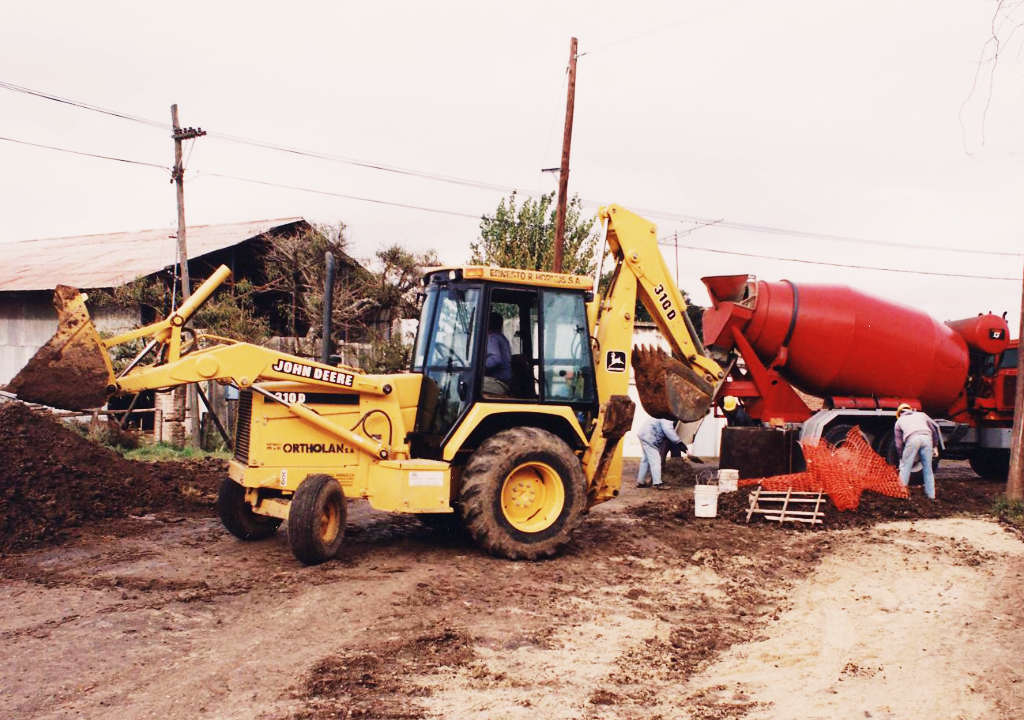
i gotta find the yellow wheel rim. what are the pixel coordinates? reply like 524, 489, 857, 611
500, 461, 565, 533
319, 499, 342, 544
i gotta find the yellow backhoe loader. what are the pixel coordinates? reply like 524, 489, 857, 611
6, 205, 725, 564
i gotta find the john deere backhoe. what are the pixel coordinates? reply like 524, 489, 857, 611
7, 205, 725, 564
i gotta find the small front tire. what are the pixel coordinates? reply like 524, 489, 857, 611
288, 474, 347, 565
217, 478, 282, 541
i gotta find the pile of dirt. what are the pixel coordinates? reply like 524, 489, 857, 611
0, 402, 224, 553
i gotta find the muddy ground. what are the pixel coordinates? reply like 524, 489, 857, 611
1, 435, 1022, 720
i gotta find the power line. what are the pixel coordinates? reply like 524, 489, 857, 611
195, 170, 483, 220
4, 78, 1020, 258
0, 79, 511, 193
658, 238, 1021, 282
0, 80, 168, 129
634, 204, 1023, 257
0, 135, 169, 170
2, 77, 1021, 258
0, 130, 482, 220
1, 129, 1017, 280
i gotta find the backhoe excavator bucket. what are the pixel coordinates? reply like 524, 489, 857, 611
631, 345, 715, 422
4, 286, 115, 410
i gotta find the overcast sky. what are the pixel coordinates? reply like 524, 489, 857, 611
2, 1, 1022, 330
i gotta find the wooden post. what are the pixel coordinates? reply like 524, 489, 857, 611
1007, 259, 1024, 500
552, 36, 578, 274
171, 105, 191, 302
170, 104, 206, 446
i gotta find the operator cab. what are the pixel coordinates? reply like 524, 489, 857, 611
409, 266, 598, 458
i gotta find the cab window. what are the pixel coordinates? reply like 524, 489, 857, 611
541, 290, 594, 403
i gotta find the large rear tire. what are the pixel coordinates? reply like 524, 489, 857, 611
459, 427, 586, 560
969, 449, 1010, 480
288, 474, 347, 565
217, 478, 282, 541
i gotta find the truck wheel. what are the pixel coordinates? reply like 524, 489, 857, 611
969, 449, 1010, 480
822, 423, 873, 449
877, 433, 939, 482
217, 478, 282, 540
459, 427, 586, 560
288, 474, 346, 565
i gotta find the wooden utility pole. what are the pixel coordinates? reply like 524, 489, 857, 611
1007, 259, 1024, 500
170, 104, 206, 446
553, 36, 578, 274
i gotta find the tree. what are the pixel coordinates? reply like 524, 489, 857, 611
470, 191, 598, 275
263, 223, 376, 345
368, 244, 439, 339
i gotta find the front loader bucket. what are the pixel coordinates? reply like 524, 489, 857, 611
631, 345, 715, 422
4, 286, 115, 410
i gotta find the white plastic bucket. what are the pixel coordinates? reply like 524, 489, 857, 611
694, 485, 719, 518
717, 469, 739, 493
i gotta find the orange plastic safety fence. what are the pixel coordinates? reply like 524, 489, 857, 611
737, 427, 909, 511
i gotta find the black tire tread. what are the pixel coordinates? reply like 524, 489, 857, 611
969, 449, 1010, 480
459, 427, 586, 561
288, 473, 347, 565
217, 477, 282, 541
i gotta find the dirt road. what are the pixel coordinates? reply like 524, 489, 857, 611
1, 459, 1021, 720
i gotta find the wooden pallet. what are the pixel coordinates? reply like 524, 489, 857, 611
745, 487, 826, 525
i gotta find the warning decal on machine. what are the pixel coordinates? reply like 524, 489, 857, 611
408, 471, 445, 487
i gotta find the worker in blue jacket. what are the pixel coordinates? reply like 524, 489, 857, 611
636, 417, 685, 489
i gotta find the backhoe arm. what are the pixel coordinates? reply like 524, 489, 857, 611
594, 205, 724, 421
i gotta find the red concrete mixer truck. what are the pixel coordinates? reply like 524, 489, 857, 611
701, 274, 1018, 480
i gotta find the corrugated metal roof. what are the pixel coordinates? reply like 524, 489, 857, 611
0, 217, 307, 291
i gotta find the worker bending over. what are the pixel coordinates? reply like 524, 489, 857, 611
894, 403, 940, 501
636, 417, 686, 489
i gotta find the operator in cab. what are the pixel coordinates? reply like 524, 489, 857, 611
894, 403, 940, 501
483, 311, 512, 395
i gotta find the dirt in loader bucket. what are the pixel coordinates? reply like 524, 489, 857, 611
631, 345, 714, 422
4, 286, 114, 411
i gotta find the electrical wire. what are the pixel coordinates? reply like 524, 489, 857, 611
628, 204, 1024, 257
2, 130, 1018, 280
658, 237, 1022, 282
3, 78, 1022, 258
0, 135, 169, 170
0, 80, 169, 129
195, 170, 482, 219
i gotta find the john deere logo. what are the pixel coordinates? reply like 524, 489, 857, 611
606, 351, 627, 373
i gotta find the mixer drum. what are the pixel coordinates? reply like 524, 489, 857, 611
703, 277, 969, 415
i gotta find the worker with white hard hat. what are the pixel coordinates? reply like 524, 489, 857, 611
894, 403, 940, 500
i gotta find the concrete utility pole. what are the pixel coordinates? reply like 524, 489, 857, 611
1007, 259, 1024, 500
553, 36, 578, 274
170, 104, 206, 446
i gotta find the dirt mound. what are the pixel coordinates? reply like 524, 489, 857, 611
0, 402, 225, 553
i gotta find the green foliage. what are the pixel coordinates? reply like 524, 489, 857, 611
370, 244, 440, 329
471, 191, 597, 274
356, 332, 413, 374
992, 496, 1024, 531
122, 442, 231, 462
92, 274, 270, 344
88, 223, 437, 373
